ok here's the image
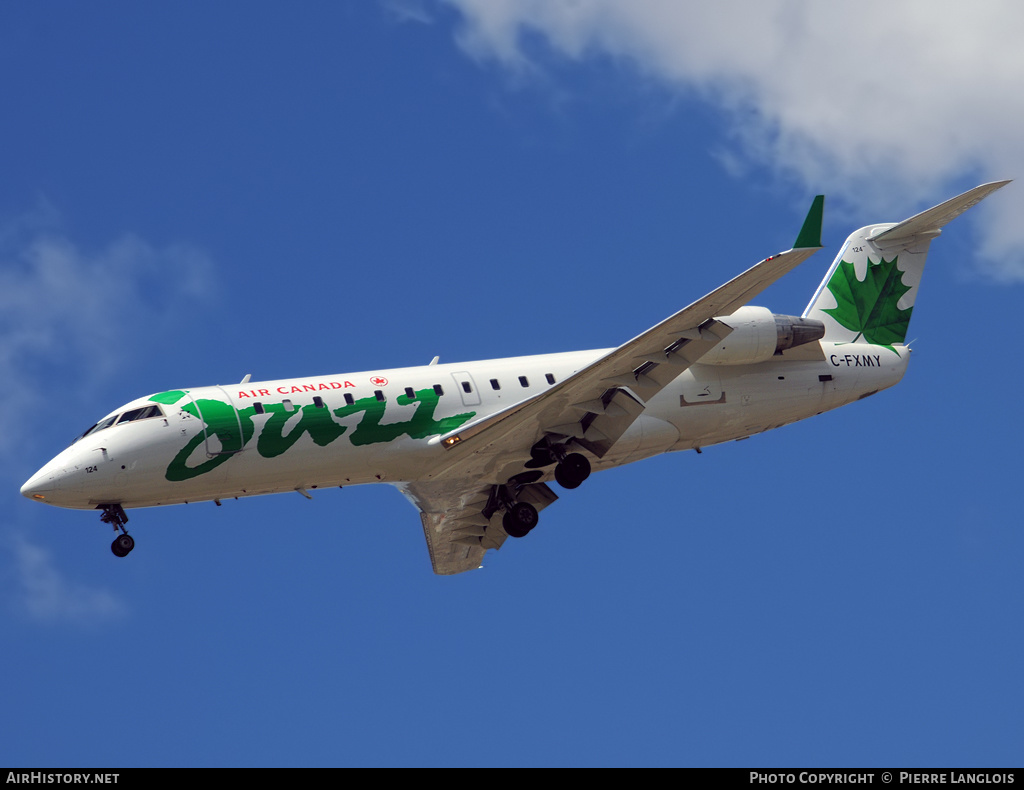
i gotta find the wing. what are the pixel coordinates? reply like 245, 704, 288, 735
405, 196, 824, 574
396, 479, 559, 575
428, 196, 824, 484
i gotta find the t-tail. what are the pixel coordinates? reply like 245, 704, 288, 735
803, 181, 1010, 349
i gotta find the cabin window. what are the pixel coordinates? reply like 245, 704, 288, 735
461, 381, 473, 394
490, 379, 500, 390
374, 390, 385, 402
282, 399, 295, 412
313, 396, 325, 409
404, 387, 415, 399
546, 373, 556, 385
433, 384, 444, 396
253, 402, 265, 415
344, 393, 355, 406
519, 376, 529, 388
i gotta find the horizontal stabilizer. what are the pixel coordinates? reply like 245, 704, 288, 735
868, 181, 1010, 244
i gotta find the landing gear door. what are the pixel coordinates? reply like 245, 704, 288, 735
451, 371, 481, 407
185, 387, 247, 456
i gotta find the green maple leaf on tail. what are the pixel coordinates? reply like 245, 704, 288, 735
822, 256, 913, 353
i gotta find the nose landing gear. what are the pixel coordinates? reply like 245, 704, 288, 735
111, 532, 135, 558
98, 504, 134, 557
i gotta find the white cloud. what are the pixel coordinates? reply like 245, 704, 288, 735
0, 207, 211, 627
7, 535, 127, 624
440, 0, 1024, 279
384, 0, 435, 25
0, 204, 214, 460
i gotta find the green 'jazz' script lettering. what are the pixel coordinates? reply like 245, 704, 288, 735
251, 401, 349, 458
156, 387, 475, 481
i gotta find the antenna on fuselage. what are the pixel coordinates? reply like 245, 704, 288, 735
240, 373, 252, 384
429, 356, 439, 366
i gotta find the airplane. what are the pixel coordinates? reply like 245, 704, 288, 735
20, 181, 1009, 574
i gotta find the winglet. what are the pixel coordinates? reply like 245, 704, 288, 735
793, 195, 825, 249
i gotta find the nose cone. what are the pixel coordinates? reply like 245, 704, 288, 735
21, 465, 59, 503
21, 449, 82, 506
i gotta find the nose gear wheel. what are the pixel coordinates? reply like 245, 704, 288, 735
111, 533, 135, 557
98, 504, 134, 557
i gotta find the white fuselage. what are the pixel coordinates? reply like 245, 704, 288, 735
21, 340, 908, 512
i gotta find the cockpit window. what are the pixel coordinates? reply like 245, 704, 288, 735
73, 404, 164, 444
116, 405, 163, 424
74, 415, 118, 444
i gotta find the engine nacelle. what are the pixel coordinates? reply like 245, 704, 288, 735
697, 306, 825, 366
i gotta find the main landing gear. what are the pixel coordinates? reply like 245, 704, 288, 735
499, 447, 593, 540
99, 504, 135, 558
554, 452, 591, 490
486, 478, 542, 540
503, 501, 539, 539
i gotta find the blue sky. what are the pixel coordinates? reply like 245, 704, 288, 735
3, 1, 1022, 767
